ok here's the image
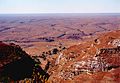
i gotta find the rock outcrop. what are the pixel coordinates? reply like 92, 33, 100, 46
48, 30, 120, 83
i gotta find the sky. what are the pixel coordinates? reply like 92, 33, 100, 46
0, 0, 120, 14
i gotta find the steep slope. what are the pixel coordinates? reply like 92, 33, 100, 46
48, 30, 120, 83
0, 42, 49, 82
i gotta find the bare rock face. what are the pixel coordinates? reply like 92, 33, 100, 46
48, 30, 120, 83
112, 39, 120, 47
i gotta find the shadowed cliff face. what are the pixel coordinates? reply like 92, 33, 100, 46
3, 56, 35, 80
0, 42, 49, 82
48, 30, 120, 83
0, 42, 34, 80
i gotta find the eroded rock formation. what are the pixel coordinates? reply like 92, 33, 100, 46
48, 30, 120, 83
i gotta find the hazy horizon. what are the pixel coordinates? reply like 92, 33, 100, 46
0, 0, 120, 14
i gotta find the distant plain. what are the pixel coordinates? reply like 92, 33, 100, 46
0, 14, 120, 55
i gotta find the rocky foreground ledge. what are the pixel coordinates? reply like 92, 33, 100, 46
48, 30, 120, 83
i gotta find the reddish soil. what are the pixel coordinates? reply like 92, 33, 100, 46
0, 14, 120, 82
0, 14, 120, 55
48, 30, 120, 83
